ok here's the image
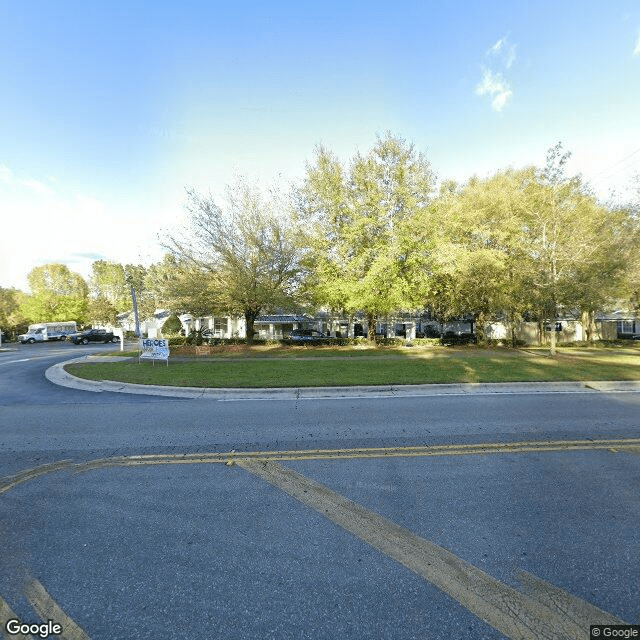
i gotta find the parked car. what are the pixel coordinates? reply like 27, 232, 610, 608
440, 331, 477, 346
70, 328, 118, 344
285, 329, 328, 343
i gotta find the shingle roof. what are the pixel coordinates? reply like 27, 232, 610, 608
254, 315, 309, 324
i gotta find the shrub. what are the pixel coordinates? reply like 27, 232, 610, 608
162, 315, 183, 335
186, 331, 204, 345
409, 338, 441, 347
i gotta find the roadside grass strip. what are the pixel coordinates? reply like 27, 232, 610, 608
66, 347, 640, 388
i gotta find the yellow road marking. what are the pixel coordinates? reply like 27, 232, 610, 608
23, 578, 91, 640
0, 460, 74, 495
2, 438, 640, 495
2, 440, 636, 637
238, 458, 627, 639
0, 597, 34, 640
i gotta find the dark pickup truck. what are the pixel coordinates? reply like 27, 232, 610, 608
70, 329, 119, 344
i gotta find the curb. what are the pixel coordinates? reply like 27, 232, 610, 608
44, 356, 640, 399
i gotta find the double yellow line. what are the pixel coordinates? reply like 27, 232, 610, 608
2, 438, 640, 495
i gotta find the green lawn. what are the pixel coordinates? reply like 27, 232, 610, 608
65, 345, 640, 388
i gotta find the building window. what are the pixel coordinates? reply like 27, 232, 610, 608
617, 320, 634, 334
214, 318, 228, 334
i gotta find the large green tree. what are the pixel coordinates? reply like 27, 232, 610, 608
413, 149, 634, 348
0, 287, 29, 337
164, 178, 302, 344
413, 171, 535, 341
89, 260, 129, 310
519, 145, 631, 353
20, 264, 89, 324
298, 132, 435, 340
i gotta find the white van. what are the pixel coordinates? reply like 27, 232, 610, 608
19, 322, 78, 344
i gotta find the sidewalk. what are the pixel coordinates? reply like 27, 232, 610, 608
45, 355, 640, 399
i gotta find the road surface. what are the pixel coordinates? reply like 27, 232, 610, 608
0, 341, 638, 639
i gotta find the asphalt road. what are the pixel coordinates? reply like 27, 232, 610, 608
0, 341, 639, 639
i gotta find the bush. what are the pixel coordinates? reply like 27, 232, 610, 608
409, 338, 441, 347
185, 331, 204, 345
162, 315, 183, 335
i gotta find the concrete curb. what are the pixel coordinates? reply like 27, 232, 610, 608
44, 356, 640, 399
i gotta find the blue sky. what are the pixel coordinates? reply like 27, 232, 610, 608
1, 0, 639, 290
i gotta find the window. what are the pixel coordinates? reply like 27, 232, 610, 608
617, 320, 634, 334
214, 318, 228, 334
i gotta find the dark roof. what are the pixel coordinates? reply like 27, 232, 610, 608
255, 315, 309, 324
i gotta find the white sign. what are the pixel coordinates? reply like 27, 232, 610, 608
139, 338, 170, 365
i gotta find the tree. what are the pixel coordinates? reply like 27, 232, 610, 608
298, 132, 435, 340
20, 264, 89, 324
519, 144, 626, 353
164, 178, 302, 344
162, 314, 183, 335
414, 171, 534, 342
89, 261, 129, 310
87, 296, 118, 326
0, 287, 29, 336
27, 263, 88, 298
412, 153, 633, 348
145, 255, 200, 313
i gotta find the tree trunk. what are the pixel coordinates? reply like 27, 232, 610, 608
473, 314, 484, 344
367, 312, 377, 343
244, 309, 260, 345
580, 309, 597, 343
549, 315, 557, 356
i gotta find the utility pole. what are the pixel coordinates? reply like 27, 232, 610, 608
131, 286, 142, 338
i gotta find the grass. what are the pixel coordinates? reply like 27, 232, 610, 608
65, 344, 640, 388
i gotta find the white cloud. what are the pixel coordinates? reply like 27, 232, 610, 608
489, 37, 506, 55
488, 35, 517, 68
477, 36, 516, 111
475, 69, 513, 112
0, 164, 13, 182
634, 30, 640, 56
20, 178, 53, 195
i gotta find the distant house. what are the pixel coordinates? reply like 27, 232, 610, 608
116, 305, 640, 344
254, 315, 314, 340
596, 310, 640, 339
